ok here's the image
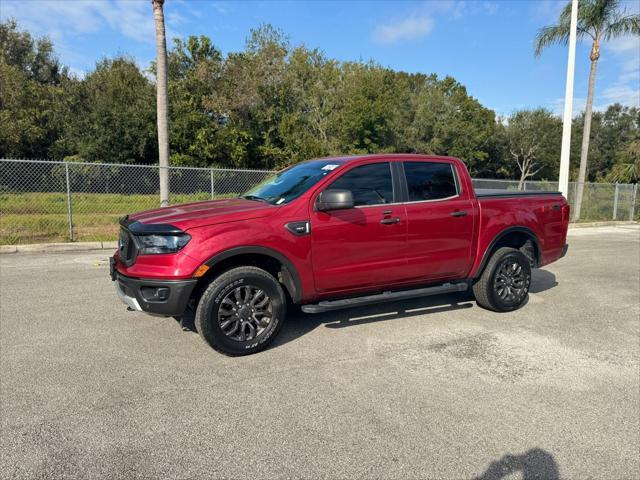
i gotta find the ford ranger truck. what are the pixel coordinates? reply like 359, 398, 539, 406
111, 154, 569, 355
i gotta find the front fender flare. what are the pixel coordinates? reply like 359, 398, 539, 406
203, 246, 304, 303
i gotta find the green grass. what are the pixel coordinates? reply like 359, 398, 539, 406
0, 192, 231, 244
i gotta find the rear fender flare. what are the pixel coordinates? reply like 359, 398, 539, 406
474, 226, 541, 278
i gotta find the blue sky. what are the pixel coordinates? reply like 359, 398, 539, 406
2, 0, 638, 117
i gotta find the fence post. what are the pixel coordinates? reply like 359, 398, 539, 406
613, 183, 619, 220
64, 162, 74, 241
630, 183, 638, 221
210, 168, 216, 200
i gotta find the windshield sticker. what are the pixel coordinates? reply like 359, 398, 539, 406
321, 164, 339, 171
276, 198, 285, 205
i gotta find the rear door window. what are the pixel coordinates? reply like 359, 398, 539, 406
404, 162, 458, 201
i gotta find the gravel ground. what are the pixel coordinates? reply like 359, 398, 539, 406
1, 225, 638, 480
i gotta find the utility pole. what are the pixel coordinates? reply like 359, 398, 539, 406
558, 0, 578, 200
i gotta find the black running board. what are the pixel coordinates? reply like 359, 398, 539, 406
301, 282, 468, 314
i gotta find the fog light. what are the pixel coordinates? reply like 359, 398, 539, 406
141, 286, 170, 302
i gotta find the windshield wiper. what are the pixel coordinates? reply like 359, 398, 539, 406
240, 195, 269, 203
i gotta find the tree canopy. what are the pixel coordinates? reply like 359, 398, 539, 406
0, 20, 638, 182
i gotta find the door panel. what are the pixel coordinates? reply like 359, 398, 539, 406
403, 198, 474, 281
401, 161, 475, 281
311, 206, 407, 292
309, 161, 408, 293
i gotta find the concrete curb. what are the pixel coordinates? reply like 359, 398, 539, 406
0, 241, 117, 254
568, 221, 638, 229
1, 221, 637, 254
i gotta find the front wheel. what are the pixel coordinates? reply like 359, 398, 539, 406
195, 266, 287, 355
472, 247, 532, 312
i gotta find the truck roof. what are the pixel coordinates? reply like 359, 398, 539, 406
307, 153, 462, 164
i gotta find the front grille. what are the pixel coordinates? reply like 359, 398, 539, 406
118, 227, 137, 266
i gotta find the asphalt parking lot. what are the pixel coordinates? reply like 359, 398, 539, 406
1, 225, 639, 479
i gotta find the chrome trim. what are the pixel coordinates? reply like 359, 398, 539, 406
354, 201, 405, 209
451, 163, 462, 195
114, 281, 142, 311
401, 194, 461, 205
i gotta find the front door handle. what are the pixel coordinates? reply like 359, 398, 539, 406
450, 211, 468, 217
380, 217, 401, 225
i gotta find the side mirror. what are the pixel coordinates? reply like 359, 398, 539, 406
316, 189, 354, 212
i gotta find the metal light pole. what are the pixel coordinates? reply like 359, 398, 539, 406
558, 0, 578, 200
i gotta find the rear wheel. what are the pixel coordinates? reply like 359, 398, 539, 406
473, 247, 531, 312
195, 266, 287, 355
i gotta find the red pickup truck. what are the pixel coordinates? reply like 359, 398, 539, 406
111, 154, 569, 355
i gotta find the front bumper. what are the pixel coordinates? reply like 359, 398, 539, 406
111, 258, 197, 317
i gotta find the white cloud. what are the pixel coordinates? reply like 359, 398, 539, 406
1, 0, 187, 70
1, 0, 156, 43
373, 16, 434, 45
607, 35, 639, 53
603, 34, 640, 108
601, 84, 640, 106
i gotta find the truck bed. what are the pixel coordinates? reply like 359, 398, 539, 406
475, 189, 561, 198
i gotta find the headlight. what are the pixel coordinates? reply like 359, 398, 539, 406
137, 234, 191, 255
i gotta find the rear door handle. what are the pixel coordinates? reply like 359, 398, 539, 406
380, 217, 401, 225
450, 211, 468, 217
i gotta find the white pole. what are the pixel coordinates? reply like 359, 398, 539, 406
558, 0, 578, 200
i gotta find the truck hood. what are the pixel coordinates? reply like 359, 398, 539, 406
128, 198, 279, 231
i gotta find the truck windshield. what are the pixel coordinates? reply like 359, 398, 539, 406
241, 160, 344, 205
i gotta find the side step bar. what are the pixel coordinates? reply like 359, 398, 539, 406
301, 282, 469, 314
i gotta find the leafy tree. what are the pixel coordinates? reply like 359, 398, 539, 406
336, 62, 399, 154
406, 75, 497, 175
0, 20, 71, 159
166, 36, 223, 167
60, 57, 157, 164
503, 109, 562, 189
0, 19, 65, 84
1, 18, 637, 187
577, 105, 636, 176
607, 139, 640, 182
535, 0, 640, 219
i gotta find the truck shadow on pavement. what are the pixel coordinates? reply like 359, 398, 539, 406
472, 448, 560, 480
529, 269, 557, 294
178, 269, 558, 346
275, 292, 475, 348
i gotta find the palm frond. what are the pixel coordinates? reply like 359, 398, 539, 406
604, 14, 640, 40
534, 24, 571, 57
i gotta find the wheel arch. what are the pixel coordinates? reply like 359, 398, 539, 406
474, 227, 541, 279
194, 246, 303, 305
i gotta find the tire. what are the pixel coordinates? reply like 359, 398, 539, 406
472, 247, 532, 312
195, 266, 287, 356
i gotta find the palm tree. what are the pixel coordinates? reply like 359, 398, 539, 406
152, 0, 170, 207
535, 0, 639, 221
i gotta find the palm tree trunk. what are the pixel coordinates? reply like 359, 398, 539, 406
572, 53, 598, 221
152, 0, 170, 207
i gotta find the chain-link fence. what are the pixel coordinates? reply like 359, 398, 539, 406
0, 159, 273, 244
1, 158, 638, 244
